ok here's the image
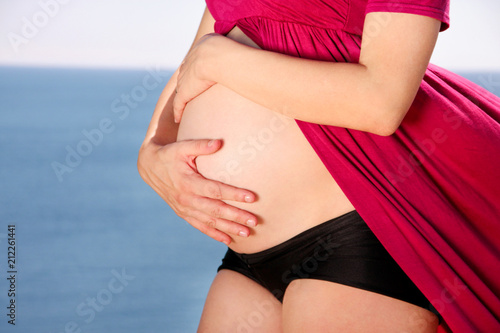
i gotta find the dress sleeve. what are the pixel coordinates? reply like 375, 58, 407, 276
365, 0, 450, 31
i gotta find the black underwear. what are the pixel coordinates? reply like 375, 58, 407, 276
217, 210, 439, 316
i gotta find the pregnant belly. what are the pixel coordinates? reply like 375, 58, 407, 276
177, 85, 355, 253
176, 29, 354, 254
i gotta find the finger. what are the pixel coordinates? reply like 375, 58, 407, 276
190, 194, 257, 227
172, 139, 222, 157
153, 173, 257, 227
184, 216, 232, 245
187, 208, 251, 238
173, 95, 186, 123
152, 142, 257, 204
189, 173, 256, 205
171, 140, 257, 204
147, 178, 245, 239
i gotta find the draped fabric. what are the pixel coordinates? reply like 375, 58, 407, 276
205, 0, 500, 331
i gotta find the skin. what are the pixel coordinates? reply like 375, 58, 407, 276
138, 5, 442, 332
199, 271, 438, 332
173, 13, 441, 136
176, 24, 357, 254
138, 8, 257, 246
139, 7, 441, 244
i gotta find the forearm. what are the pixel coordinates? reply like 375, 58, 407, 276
142, 68, 180, 146
143, 6, 218, 146
206, 41, 399, 136
197, 14, 439, 136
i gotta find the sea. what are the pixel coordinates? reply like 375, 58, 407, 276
0, 66, 228, 333
0, 66, 498, 333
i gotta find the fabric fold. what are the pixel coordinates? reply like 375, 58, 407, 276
206, 0, 500, 331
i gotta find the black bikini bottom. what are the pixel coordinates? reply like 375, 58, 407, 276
217, 210, 439, 316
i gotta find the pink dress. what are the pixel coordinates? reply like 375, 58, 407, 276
205, 0, 500, 331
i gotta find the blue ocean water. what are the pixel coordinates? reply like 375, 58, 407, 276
0, 66, 228, 333
0, 66, 498, 333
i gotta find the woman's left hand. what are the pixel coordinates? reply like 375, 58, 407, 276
173, 33, 225, 123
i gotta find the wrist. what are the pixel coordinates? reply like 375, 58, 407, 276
197, 34, 232, 84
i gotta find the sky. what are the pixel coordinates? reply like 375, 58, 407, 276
0, 0, 499, 71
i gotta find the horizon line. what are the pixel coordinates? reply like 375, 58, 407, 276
0, 63, 499, 75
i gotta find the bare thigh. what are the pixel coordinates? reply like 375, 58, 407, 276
282, 279, 439, 333
198, 270, 282, 333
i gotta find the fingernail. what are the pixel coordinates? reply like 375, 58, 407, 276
239, 230, 249, 237
244, 195, 253, 203
222, 240, 230, 246
208, 140, 214, 147
246, 219, 256, 227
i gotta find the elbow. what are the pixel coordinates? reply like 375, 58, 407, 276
373, 119, 400, 136
368, 105, 407, 136
362, 78, 415, 136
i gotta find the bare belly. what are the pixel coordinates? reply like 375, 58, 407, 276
176, 27, 354, 253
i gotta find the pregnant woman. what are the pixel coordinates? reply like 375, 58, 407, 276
138, 0, 500, 332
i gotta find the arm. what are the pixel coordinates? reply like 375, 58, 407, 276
142, 7, 216, 146
174, 12, 441, 136
138, 7, 257, 245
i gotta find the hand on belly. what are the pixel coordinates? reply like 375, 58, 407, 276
176, 83, 354, 253
175, 27, 354, 253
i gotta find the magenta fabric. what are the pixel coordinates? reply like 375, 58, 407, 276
205, 0, 500, 331
365, 0, 450, 31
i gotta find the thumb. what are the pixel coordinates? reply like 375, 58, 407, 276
175, 139, 222, 157
173, 98, 185, 124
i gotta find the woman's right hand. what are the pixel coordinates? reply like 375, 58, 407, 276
137, 138, 257, 245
